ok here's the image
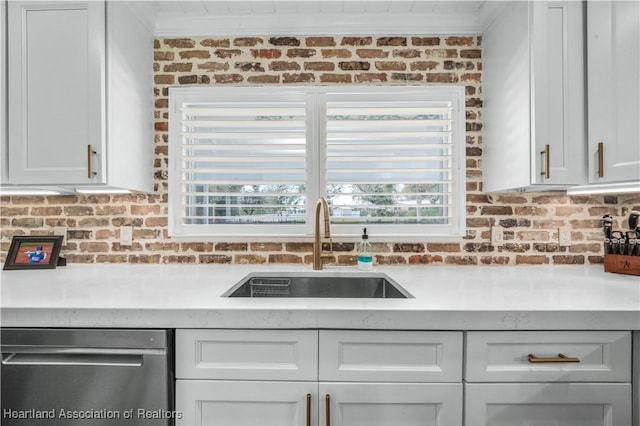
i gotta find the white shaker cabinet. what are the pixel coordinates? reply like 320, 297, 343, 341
483, 1, 585, 191
587, 0, 640, 183
176, 329, 463, 426
465, 331, 633, 426
6, 1, 153, 192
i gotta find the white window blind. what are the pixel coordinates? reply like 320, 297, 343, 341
322, 90, 463, 237
169, 86, 465, 238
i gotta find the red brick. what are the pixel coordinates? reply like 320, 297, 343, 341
163, 38, 195, 48
320, 74, 352, 83
197, 62, 229, 71
214, 74, 244, 84
341, 37, 373, 46
269, 254, 303, 263
201, 38, 230, 48
445, 36, 475, 46
179, 50, 210, 59
304, 62, 335, 71
411, 37, 441, 46
163, 63, 192, 72
306, 37, 336, 47
200, 254, 232, 264
235, 254, 267, 264
375, 61, 406, 71
282, 73, 315, 83
356, 49, 389, 58
287, 48, 316, 58
251, 49, 282, 59
377, 37, 406, 46
410, 61, 439, 71
322, 49, 352, 58
269, 61, 301, 71
247, 75, 280, 84
354, 73, 388, 83
214, 49, 242, 59
233, 37, 263, 47
393, 49, 421, 58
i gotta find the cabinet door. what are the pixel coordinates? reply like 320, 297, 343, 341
176, 380, 317, 426
532, 0, 585, 185
465, 383, 632, 426
7, 1, 105, 185
587, 1, 640, 183
320, 383, 462, 426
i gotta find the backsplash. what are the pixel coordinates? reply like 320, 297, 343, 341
1, 35, 638, 265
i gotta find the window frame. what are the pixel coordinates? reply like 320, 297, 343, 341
168, 85, 466, 240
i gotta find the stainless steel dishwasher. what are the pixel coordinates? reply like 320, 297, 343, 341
1, 328, 174, 425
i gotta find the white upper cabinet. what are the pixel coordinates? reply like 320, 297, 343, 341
6, 1, 153, 192
587, 0, 640, 184
483, 1, 586, 192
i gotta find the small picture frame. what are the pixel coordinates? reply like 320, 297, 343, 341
3, 235, 64, 270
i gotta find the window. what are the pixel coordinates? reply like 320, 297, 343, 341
169, 86, 465, 239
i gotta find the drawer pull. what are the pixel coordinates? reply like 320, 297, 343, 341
306, 394, 311, 426
528, 353, 580, 363
325, 394, 330, 426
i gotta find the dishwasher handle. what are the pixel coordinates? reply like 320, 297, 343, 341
2, 352, 144, 367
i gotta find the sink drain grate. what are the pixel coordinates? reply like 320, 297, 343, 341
249, 278, 291, 297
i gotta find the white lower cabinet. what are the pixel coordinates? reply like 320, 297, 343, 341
175, 329, 633, 426
465, 331, 633, 426
176, 329, 463, 426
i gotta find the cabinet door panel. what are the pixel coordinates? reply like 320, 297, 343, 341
176, 329, 318, 381
532, 0, 585, 185
466, 383, 632, 426
319, 330, 462, 382
176, 380, 317, 426
7, 1, 104, 184
320, 383, 462, 426
587, 1, 640, 183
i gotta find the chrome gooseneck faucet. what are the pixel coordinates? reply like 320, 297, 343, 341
313, 197, 332, 270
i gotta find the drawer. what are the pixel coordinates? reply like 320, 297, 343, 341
176, 329, 318, 381
466, 331, 631, 383
319, 330, 462, 382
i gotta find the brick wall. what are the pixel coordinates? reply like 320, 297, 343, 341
1, 35, 638, 266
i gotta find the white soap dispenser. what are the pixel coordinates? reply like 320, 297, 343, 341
357, 227, 373, 271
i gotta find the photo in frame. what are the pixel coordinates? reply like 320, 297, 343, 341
3, 235, 64, 270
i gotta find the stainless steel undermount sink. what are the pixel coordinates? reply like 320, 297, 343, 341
223, 272, 413, 299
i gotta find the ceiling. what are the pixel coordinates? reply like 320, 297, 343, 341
137, 1, 507, 36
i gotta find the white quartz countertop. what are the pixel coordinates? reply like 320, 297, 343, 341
1, 264, 639, 330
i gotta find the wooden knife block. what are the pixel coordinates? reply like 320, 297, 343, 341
604, 254, 640, 276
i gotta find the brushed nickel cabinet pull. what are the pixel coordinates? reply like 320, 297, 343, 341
540, 144, 550, 179
325, 394, 331, 426
87, 144, 97, 179
528, 353, 580, 363
597, 141, 604, 178
306, 394, 311, 426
